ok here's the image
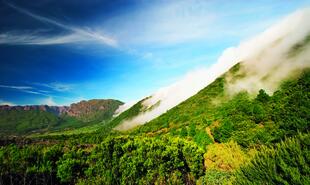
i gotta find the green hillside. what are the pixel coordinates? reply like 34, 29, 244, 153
130, 65, 309, 147
0, 65, 309, 184
0, 110, 60, 135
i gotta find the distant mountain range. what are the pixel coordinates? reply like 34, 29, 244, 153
0, 99, 123, 135
0, 105, 69, 116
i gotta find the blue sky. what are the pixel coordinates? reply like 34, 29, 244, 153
0, 0, 309, 106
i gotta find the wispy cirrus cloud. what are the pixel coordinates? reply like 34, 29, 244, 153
0, 31, 89, 45
33, 82, 74, 92
0, 85, 33, 90
0, 84, 50, 96
0, 1, 117, 46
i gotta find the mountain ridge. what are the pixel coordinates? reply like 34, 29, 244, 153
0, 99, 123, 135
0, 99, 123, 119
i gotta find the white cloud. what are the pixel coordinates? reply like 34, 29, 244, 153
116, 8, 310, 130
40, 97, 57, 106
225, 8, 310, 95
113, 100, 137, 117
1, 2, 117, 46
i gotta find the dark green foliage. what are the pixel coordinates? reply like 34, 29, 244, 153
255, 89, 270, 103
234, 133, 310, 185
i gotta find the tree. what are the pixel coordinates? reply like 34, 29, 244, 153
256, 89, 270, 103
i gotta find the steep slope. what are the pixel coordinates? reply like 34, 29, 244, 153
112, 8, 310, 131
133, 67, 309, 144
0, 99, 123, 136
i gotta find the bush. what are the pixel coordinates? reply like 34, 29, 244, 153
204, 141, 251, 172
234, 133, 310, 185
83, 136, 205, 184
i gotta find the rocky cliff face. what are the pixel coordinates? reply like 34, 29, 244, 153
0, 105, 69, 116
65, 99, 124, 122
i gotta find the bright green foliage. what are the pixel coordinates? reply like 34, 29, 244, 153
204, 141, 251, 172
199, 169, 232, 185
234, 133, 310, 185
83, 136, 205, 184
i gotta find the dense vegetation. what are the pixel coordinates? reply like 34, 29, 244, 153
0, 65, 309, 184
234, 133, 310, 185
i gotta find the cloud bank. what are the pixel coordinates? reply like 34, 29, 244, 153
116, 8, 310, 130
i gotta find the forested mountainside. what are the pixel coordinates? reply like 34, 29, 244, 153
0, 8, 309, 185
0, 65, 308, 184
0, 99, 123, 136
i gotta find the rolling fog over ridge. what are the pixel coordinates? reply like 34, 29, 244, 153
0, 1, 309, 184
116, 8, 310, 130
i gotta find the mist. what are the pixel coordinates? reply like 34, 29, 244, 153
116, 8, 310, 131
